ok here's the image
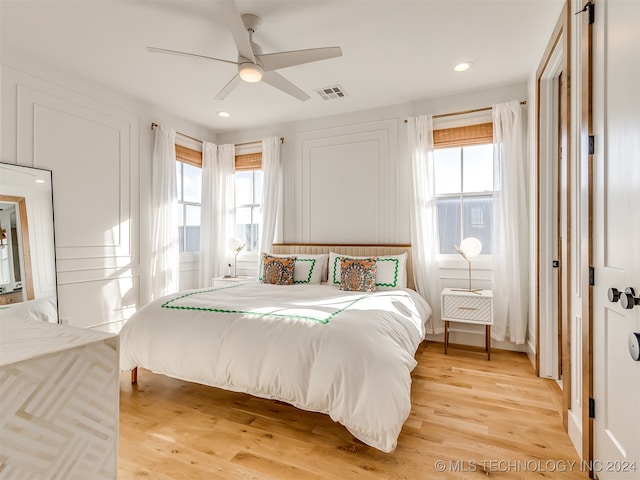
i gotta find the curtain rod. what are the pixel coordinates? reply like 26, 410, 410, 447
151, 122, 203, 143
151, 123, 284, 146
403, 100, 527, 123
235, 137, 284, 147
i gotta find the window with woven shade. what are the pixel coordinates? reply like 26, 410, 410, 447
234, 152, 261, 171
234, 151, 263, 253
433, 122, 494, 255
175, 144, 202, 253
175, 144, 202, 167
433, 122, 493, 149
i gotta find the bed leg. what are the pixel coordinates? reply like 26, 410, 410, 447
131, 367, 138, 384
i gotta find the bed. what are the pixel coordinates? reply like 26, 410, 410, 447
119, 245, 431, 452
0, 296, 58, 324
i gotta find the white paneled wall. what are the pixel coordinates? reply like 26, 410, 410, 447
298, 119, 398, 244
8, 76, 139, 329
1, 63, 216, 329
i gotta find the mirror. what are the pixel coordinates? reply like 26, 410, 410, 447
0, 162, 58, 322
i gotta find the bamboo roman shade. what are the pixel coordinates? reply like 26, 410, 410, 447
174, 145, 264, 171
175, 144, 202, 167
433, 122, 493, 149
234, 152, 262, 171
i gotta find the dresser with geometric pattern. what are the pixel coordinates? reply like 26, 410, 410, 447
0, 315, 119, 478
441, 287, 494, 360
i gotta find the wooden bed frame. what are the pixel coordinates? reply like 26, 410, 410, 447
131, 243, 413, 384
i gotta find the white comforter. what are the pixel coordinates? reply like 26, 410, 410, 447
119, 283, 431, 452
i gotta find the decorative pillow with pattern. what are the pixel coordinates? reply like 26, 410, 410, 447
329, 252, 408, 289
339, 257, 377, 292
258, 253, 328, 284
261, 254, 295, 285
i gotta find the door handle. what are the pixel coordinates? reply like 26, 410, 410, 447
620, 287, 640, 310
608, 287, 639, 308
629, 332, 640, 361
608, 287, 621, 302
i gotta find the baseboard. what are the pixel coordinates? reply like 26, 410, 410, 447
526, 336, 536, 370
568, 408, 583, 459
425, 328, 527, 353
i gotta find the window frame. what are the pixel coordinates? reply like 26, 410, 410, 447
432, 118, 495, 264
175, 141, 203, 261
233, 146, 264, 263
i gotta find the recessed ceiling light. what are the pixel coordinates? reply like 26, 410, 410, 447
217, 111, 230, 118
35, 179, 45, 184
454, 62, 473, 72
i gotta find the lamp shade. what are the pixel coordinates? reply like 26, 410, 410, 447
227, 236, 245, 252
460, 237, 482, 258
238, 63, 264, 83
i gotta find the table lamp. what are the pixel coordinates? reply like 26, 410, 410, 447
227, 236, 245, 278
453, 237, 482, 294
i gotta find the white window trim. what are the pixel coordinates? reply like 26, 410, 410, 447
175, 138, 203, 258
437, 254, 493, 270
435, 142, 494, 257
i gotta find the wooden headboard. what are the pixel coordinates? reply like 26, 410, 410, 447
270, 244, 414, 290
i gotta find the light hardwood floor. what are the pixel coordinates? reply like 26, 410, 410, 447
119, 342, 589, 479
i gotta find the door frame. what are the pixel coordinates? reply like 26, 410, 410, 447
535, 2, 571, 426
577, 0, 594, 467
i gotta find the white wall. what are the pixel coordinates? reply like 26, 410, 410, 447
219, 82, 529, 351
1, 59, 216, 329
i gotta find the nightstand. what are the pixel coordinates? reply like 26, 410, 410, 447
211, 276, 253, 288
441, 287, 494, 360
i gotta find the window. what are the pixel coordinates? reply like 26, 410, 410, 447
234, 152, 263, 253
175, 145, 202, 253
434, 123, 494, 255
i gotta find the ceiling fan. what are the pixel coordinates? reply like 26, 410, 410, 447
147, 1, 342, 101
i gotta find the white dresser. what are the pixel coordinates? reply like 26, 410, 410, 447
0, 315, 119, 478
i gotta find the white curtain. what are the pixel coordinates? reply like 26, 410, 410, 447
150, 124, 179, 299
408, 115, 443, 334
199, 143, 235, 287
492, 100, 528, 344
258, 136, 282, 256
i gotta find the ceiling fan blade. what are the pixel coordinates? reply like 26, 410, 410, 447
220, 0, 255, 62
262, 71, 310, 101
257, 47, 342, 72
147, 47, 238, 65
215, 74, 243, 100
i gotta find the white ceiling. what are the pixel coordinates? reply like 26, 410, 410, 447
1, 0, 564, 133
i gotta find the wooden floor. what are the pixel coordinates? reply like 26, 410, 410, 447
119, 342, 589, 479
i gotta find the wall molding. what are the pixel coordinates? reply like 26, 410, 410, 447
296, 119, 398, 243
16, 84, 139, 262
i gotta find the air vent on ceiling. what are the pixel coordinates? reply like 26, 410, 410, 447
315, 85, 347, 101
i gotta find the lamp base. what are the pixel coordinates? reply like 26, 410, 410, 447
451, 288, 483, 295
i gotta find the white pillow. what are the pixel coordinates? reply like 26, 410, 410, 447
259, 253, 328, 284
328, 252, 408, 289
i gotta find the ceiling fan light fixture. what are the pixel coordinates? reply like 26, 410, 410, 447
238, 63, 264, 83
454, 61, 473, 72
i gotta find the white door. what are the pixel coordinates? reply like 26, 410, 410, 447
592, 0, 640, 478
